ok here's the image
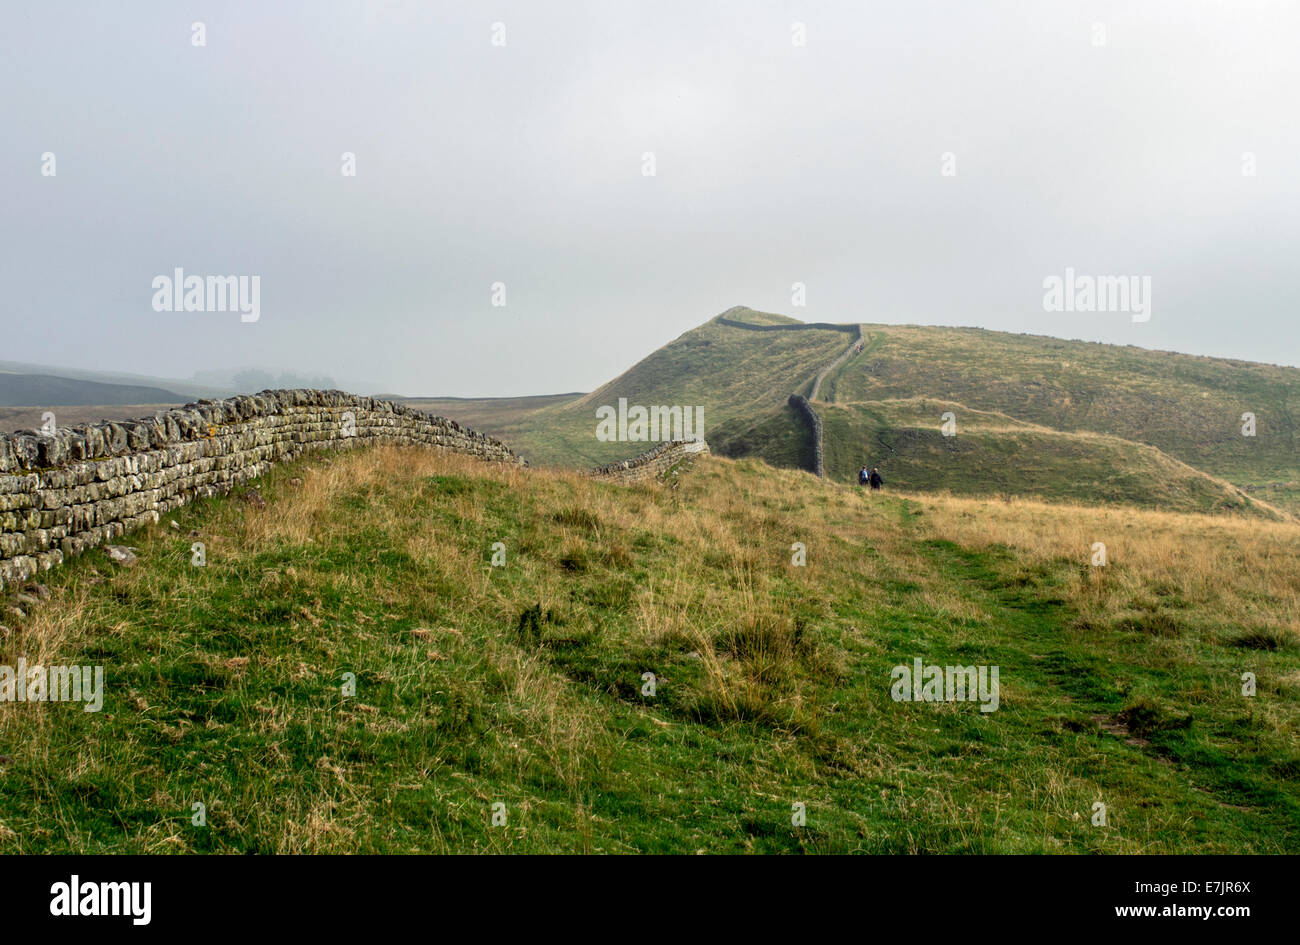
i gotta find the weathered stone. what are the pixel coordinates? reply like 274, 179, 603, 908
1, 389, 518, 585
105, 545, 138, 566
589, 440, 710, 484
36, 433, 69, 468
10, 433, 40, 468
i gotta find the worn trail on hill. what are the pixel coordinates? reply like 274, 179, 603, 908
895, 503, 1295, 842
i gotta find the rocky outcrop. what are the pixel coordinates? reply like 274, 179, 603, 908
0, 389, 519, 590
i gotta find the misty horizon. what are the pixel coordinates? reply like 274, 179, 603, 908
5, 1, 1299, 396
6, 302, 1300, 402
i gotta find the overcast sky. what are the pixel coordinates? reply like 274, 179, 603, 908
2, 1, 1297, 396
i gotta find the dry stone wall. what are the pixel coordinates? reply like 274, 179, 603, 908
808, 325, 864, 401
788, 394, 824, 477
0, 389, 519, 591
589, 440, 710, 484
716, 316, 859, 335
717, 314, 859, 477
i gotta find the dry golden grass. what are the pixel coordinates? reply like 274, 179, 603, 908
910, 490, 1300, 641
3, 445, 1297, 853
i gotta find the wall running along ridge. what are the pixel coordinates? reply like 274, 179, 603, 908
715, 315, 862, 478
807, 325, 865, 402
715, 316, 859, 335
0, 389, 520, 591
788, 395, 824, 478
589, 440, 710, 483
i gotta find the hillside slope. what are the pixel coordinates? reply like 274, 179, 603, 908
2, 446, 1296, 852
409, 306, 1300, 515
712, 397, 1281, 518
479, 307, 852, 467
815, 399, 1280, 518
0, 372, 184, 407
822, 325, 1300, 510
0, 361, 233, 401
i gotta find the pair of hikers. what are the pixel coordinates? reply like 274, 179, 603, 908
858, 466, 883, 490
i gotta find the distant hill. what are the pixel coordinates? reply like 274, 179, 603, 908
434, 307, 852, 468
424, 306, 1299, 517
0, 372, 185, 407
0, 361, 234, 401
403, 392, 585, 442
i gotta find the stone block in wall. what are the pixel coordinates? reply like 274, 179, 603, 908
10, 433, 40, 469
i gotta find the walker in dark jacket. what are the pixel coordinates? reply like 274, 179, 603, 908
868, 468, 883, 490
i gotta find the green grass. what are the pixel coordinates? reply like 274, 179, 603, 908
418, 307, 1300, 517
710, 401, 816, 473
814, 399, 1278, 518
826, 324, 1300, 513
1, 446, 1296, 853
430, 307, 852, 468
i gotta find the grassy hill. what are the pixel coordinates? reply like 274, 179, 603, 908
0, 361, 233, 402
426, 307, 853, 468
820, 325, 1300, 512
431, 306, 1298, 517
2, 446, 1296, 853
0, 372, 184, 408
812, 399, 1279, 518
